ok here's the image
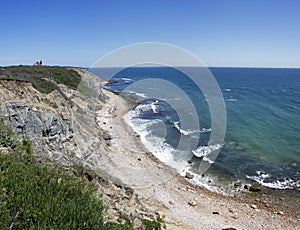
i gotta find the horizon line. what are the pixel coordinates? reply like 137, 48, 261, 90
1, 64, 300, 70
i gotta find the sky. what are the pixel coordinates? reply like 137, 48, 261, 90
0, 0, 299, 68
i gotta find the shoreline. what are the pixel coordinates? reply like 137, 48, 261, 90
96, 88, 299, 229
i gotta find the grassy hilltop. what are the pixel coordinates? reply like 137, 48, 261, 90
0, 65, 82, 94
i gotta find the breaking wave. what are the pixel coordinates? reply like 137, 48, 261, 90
247, 171, 300, 190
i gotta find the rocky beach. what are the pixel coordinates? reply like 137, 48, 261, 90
0, 67, 299, 229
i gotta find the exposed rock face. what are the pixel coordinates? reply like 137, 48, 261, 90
0, 102, 69, 140
0, 70, 107, 167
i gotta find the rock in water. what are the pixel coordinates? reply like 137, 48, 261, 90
234, 181, 242, 187
185, 172, 194, 179
250, 183, 262, 192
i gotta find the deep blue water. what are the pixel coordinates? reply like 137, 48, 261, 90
91, 67, 300, 191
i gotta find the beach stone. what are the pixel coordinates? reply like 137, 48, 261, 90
188, 200, 197, 207
222, 228, 237, 230
103, 132, 112, 141
155, 211, 166, 219
212, 211, 220, 215
234, 181, 242, 187
169, 200, 175, 205
251, 204, 258, 209
250, 183, 262, 192
228, 208, 234, 213
185, 172, 194, 179
277, 211, 284, 215
127, 199, 135, 207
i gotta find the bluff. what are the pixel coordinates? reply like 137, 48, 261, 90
0, 67, 107, 166
0, 66, 153, 228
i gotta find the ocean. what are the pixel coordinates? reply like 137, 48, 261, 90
90, 67, 300, 193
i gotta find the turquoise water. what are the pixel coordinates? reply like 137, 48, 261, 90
92, 67, 300, 191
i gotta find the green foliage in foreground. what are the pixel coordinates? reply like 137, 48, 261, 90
0, 153, 105, 229
143, 218, 162, 230
0, 65, 81, 94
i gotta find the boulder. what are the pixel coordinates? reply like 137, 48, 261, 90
185, 172, 194, 179
250, 183, 262, 192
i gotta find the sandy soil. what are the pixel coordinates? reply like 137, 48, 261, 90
95, 89, 299, 230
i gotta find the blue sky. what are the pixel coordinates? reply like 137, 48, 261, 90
0, 0, 299, 67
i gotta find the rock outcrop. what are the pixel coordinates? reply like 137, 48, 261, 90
0, 69, 109, 167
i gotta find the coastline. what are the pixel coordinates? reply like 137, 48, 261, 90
96, 88, 299, 229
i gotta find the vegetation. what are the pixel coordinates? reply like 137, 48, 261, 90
0, 118, 163, 229
0, 65, 81, 94
142, 218, 163, 230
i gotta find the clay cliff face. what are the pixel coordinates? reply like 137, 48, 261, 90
0, 69, 108, 167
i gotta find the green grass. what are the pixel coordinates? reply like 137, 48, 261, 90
0, 65, 81, 94
142, 218, 163, 230
0, 152, 105, 229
